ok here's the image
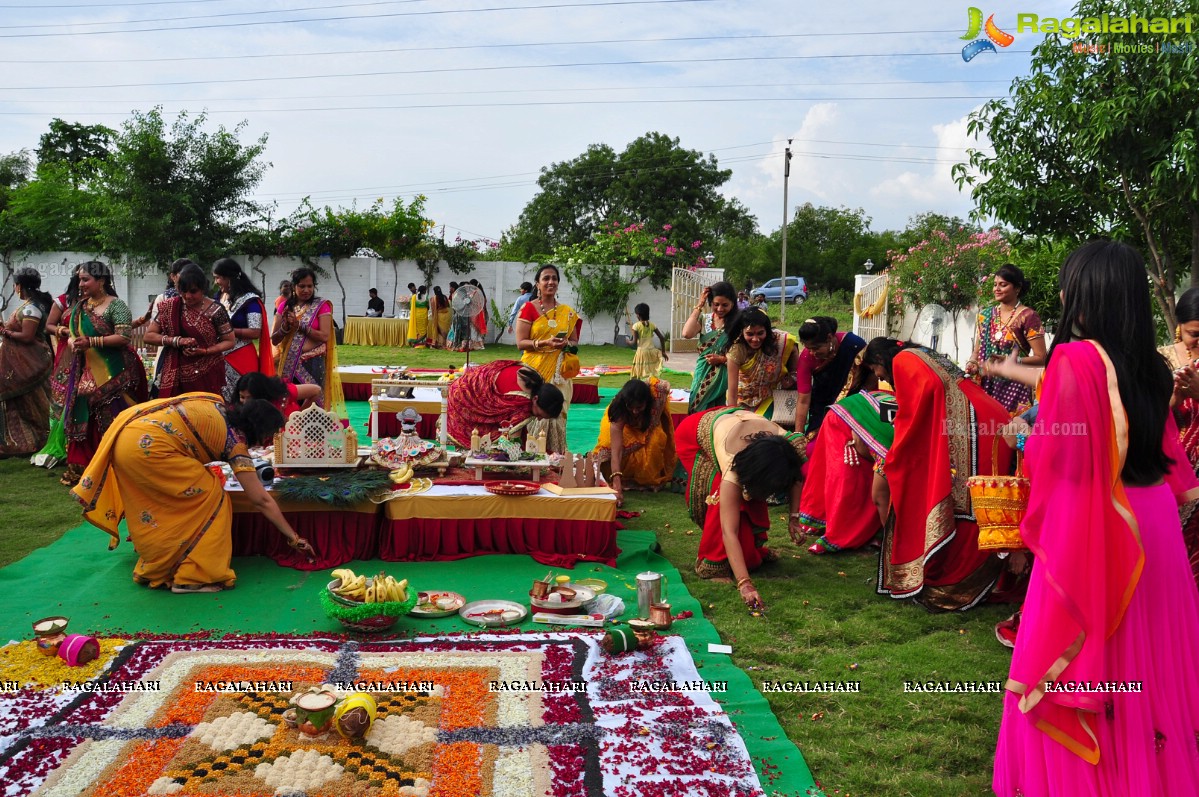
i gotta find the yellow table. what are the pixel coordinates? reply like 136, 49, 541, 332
344, 316, 409, 347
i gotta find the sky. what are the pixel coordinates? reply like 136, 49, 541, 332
0, 0, 1089, 243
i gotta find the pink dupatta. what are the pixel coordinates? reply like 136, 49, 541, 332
1008, 341, 1199, 762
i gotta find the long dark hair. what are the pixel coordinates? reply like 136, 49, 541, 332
63, 272, 81, 307
857, 337, 918, 387
234, 372, 288, 404
1176, 287, 1199, 325
518, 366, 564, 418
731, 436, 803, 501
13, 267, 52, 316
77, 260, 118, 296
213, 257, 260, 301
1052, 240, 1170, 485
607, 378, 653, 432
706, 280, 741, 347
176, 263, 209, 294
167, 258, 193, 290
728, 307, 778, 357
531, 264, 560, 300
225, 398, 284, 446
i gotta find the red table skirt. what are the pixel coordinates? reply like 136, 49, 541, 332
344, 382, 371, 400
231, 510, 379, 570
375, 412, 439, 439
573, 383, 599, 404
378, 517, 619, 568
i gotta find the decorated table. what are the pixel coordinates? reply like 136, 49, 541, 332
342, 315, 409, 347
338, 365, 602, 402
369, 386, 446, 438
378, 484, 618, 567
228, 487, 380, 571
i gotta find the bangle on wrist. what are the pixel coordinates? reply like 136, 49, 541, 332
610, 471, 622, 479
736, 577, 753, 589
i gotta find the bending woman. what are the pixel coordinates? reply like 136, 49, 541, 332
516, 264, 581, 452
233, 371, 321, 422
873, 338, 1013, 611
993, 241, 1199, 796
145, 263, 235, 398
73, 393, 316, 592
592, 377, 677, 507
681, 281, 740, 414
794, 316, 867, 434
677, 406, 806, 610
50, 261, 147, 486
446, 359, 563, 448
0, 268, 54, 457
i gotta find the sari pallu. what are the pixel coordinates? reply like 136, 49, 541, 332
994, 342, 1199, 795
520, 302, 582, 453
52, 300, 147, 464
31, 295, 71, 467
594, 377, 677, 488
274, 297, 346, 417
796, 390, 894, 551
677, 408, 772, 576
877, 346, 1010, 611
0, 302, 53, 456
222, 294, 273, 398
155, 296, 232, 398
72, 392, 252, 589
445, 360, 535, 448
688, 317, 731, 414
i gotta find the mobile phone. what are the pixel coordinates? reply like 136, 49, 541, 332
554, 331, 568, 339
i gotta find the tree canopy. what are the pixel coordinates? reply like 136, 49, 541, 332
954, 0, 1198, 328
504, 131, 755, 276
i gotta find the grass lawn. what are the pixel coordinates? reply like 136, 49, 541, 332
1, 321, 1013, 796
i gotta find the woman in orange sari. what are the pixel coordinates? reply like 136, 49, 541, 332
592, 377, 677, 507
873, 339, 1013, 611
270, 267, 345, 416
50, 261, 148, 486
516, 264, 581, 453
145, 263, 236, 398
0, 268, 54, 457
73, 393, 316, 592
993, 241, 1199, 796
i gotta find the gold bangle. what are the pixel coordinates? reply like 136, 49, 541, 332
610, 471, 623, 478
736, 577, 753, 589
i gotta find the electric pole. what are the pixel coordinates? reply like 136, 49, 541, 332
779, 139, 792, 324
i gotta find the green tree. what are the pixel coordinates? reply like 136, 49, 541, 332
97, 108, 269, 269
777, 203, 876, 293
37, 119, 115, 187
364, 195, 432, 313
0, 150, 33, 309
954, 0, 1198, 329
505, 132, 755, 285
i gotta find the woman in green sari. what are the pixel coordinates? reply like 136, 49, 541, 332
680, 281, 741, 413
50, 261, 148, 485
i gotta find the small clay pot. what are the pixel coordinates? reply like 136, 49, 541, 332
649, 602, 673, 630
530, 580, 550, 599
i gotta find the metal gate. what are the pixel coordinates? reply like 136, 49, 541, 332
852, 273, 889, 342
670, 267, 723, 354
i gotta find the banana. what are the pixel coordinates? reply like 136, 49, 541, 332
390, 465, 413, 485
331, 568, 357, 584
365, 583, 376, 604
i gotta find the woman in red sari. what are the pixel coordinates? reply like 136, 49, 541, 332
677, 407, 807, 610
50, 261, 148, 486
873, 339, 1013, 611
445, 360, 563, 448
993, 241, 1199, 796
145, 263, 235, 398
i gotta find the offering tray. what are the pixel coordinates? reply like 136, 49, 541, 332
484, 480, 542, 496
410, 591, 466, 618
465, 455, 551, 482
459, 600, 526, 628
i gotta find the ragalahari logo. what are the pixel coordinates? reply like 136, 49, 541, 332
961, 7, 1015, 61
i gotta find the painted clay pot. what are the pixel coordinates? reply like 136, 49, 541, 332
33, 616, 69, 657
289, 685, 341, 737
57, 635, 100, 667
334, 692, 378, 740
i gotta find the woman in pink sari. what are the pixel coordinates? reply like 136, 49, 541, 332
993, 241, 1199, 796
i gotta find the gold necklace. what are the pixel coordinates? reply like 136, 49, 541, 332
86, 295, 106, 310
539, 299, 559, 329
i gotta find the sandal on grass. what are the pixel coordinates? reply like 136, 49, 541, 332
170, 584, 225, 594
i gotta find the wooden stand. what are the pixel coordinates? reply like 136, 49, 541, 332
464, 457, 551, 482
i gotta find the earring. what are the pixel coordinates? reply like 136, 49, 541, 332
1176, 326, 1183, 343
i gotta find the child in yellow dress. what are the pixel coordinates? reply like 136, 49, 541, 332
630, 303, 668, 379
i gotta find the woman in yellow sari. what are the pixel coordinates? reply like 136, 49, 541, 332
270, 267, 345, 417
593, 377, 677, 507
432, 286, 451, 347
408, 286, 430, 347
72, 393, 316, 592
725, 307, 799, 419
516, 264, 582, 453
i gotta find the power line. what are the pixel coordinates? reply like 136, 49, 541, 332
0, 0, 720, 39
0, 53, 1030, 90
0, 78, 1013, 105
0, 30, 966, 63
5, 0, 426, 29
0, 94, 1001, 116
0, 0, 230, 6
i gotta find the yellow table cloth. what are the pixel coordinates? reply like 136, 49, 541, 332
344, 316, 409, 347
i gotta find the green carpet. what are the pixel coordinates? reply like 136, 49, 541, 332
1, 525, 817, 795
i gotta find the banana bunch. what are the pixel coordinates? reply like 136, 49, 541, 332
366, 573, 409, 604
389, 464, 414, 485
331, 568, 367, 601
330, 568, 408, 604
